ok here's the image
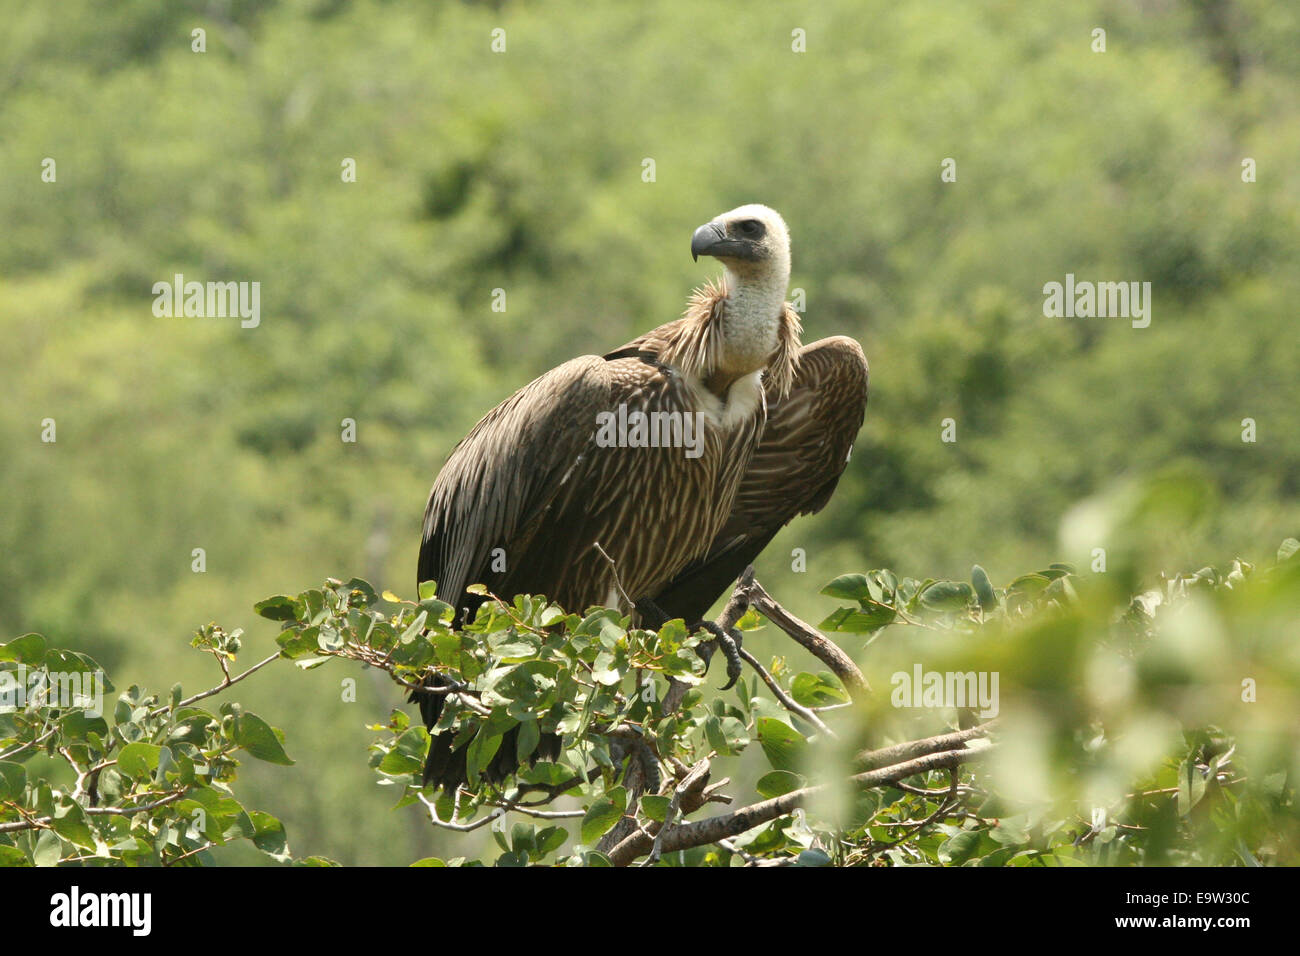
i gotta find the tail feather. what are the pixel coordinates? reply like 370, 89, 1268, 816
410, 675, 560, 792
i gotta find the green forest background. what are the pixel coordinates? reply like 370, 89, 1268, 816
2, 0, 1297, 864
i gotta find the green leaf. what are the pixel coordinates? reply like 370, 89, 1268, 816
1177, 758, 1207, 816
33, 830, 61, 867
166, 713, 218, 747
989, 815, 1031, 846
591, 649, 623, 686
0, 845, 31, 866
400, 610, 429, 645
117, 743, 162, 781
755, 770, 804, 799
466, 729, 503, 785
919, 580, 975, 611
317, 626, 344, 651
419, 598, 455, 624
0, 762, 28, 802
516, 719, 540, 764
378, 728, 427, 776
410, 857, 446, 867
230, 712, 294, 765
253, 595, 300, 622
818, 603, 895, 633
51, 800, 96, 849
250, 811, 290, 862
509, 822, 536, 854
820, 574, 872, 601
343, 579, 379, 606
757, 718, 808, 773
536, 826, 568, 855
939, 829, 984, 865
704, 715, 730, 755
581, 786, 627, 844
1006, 574, 1051, 595
1278, 538, 1299, 562
431, 632, 462, 670
0, 633, 46, 664
790, 672, 849, 707
796, 848, 831, 867
276, 627, 318, 660
418, 580, 439, 601
490, 630, 542, 660
640, 795, 671, 822
971, 565, 997, 609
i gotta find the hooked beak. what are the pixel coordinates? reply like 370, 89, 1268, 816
690, 220, 728, 262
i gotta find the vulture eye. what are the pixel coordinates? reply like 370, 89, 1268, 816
737, 219, 765, 239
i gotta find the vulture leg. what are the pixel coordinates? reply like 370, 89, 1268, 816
635, 598, 744, 689
648, 336, 869, 623
694, 621, 744, 689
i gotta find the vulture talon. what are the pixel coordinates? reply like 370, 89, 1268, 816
694, 621, 745, 690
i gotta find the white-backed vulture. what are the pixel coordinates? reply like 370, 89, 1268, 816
414, 204, 868, 790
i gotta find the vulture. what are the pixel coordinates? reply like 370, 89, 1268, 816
414, 204, 868, 791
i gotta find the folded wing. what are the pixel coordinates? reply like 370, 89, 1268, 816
418, 355, 613, 620
649, 335, 869, 621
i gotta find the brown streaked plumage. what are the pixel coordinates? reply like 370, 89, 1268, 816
413, 204, 868, 791
648, 334, 868, 624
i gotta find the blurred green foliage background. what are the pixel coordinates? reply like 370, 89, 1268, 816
1, 0, 1296, 863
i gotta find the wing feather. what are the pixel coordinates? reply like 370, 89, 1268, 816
417, 355, 613, 613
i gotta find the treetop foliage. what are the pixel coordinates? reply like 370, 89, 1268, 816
5, 518, 1296, 865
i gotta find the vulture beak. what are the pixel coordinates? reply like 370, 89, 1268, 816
691, 220, 730, 262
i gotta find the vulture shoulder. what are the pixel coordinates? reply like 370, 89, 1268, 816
418, 355, 612, 612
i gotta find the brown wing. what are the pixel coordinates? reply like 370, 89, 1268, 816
649, 335, 869, 621
417, 355, 613, 617
415, 356, 613, 788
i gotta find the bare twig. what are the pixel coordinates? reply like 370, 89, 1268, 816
484, 803, 584, 820
164, 841, 215, 866
148, 651, 281, 718
0, 722, 58, 762
593, 542, 633, 611
737, 647, 835, 738
417, 792, 505, 833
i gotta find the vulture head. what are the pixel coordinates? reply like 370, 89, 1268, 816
690, 204, 791, 282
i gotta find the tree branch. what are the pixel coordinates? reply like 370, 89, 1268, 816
744, 574, 870, 699
855, 721, 997, 771
606, 734, 993, 865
